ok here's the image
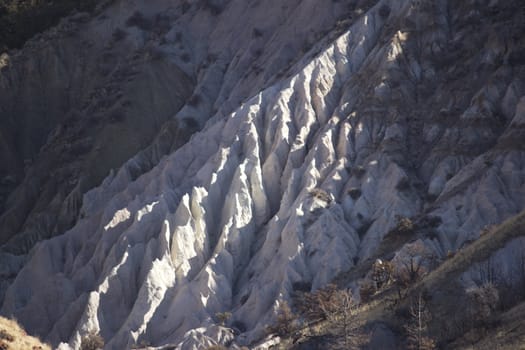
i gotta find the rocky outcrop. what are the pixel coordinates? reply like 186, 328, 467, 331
1, 0, 525, 349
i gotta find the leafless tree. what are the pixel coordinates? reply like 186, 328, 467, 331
296, 284, 339, 323
296, 284, 368, 348
323, 288, 368, 350
404, 292, 435, 350
394, 243, 433, 288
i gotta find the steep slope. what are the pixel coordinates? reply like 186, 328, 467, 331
0, 0, 352, 254
1, 0, 525, 349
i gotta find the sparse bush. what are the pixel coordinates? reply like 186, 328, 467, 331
393, 216, 415, 236
296, 284, 368, 347
266, 301, 299, 336
467, 283, 499, 327
215, 311, 232, 326
371, 259, 394, 290
296, 284, 339, 322
322, 288, 369, 349
393, 241, 434, 289
80, 332, 104, 350
310, 188, 332, 203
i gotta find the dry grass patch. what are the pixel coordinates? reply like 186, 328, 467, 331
0, 317, 51, 350
417, 210, 525, 293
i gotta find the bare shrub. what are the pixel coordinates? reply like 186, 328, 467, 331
404, 293, 436, 350
296, 284, 339, 323
371, 259, 394, 290
323, 288, 369, 349
266, 301, 299, 336
393, 216, 415, 236
467, 283, 499, 327
393, 241, 433, 288
310, 188, 332, 203
296, 284, 368, 348
80, 332, 104, 350
215, 312, 232, 326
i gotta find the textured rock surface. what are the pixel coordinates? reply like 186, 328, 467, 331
0, 0, 350, 254
1, 0, 525, 349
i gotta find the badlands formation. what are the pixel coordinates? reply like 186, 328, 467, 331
1, 0, 525, 349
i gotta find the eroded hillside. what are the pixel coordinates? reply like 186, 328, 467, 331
1, 0, 525, 349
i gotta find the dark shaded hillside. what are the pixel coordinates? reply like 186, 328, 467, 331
0, 0, 103, 50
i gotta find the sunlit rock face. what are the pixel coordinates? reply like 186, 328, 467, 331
1, 0, 525, 348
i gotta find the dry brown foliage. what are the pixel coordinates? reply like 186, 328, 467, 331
80, 331, 104, 350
